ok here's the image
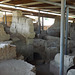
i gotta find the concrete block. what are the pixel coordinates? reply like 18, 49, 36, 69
54, 53, 75, 67
67, 69, 75, 75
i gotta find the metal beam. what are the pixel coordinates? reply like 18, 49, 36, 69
65, 6, 69, 55
35, 0, 75, 9
0, 0, 11, 3
60, 0, 66, 75
35, 0, 61, 6
48, 0, 61, 2
29, 6, 60, 9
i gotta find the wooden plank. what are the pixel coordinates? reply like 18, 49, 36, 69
7, 0, 36, 4
29, 6, 60, 9
0, 0, 11, 3
15, 2, 43, 6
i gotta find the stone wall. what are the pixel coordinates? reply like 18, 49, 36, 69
67, 69, 75, 75
47, 17, 60, 37
33, 37, 60, 62
10, 10, 35, 45
47, 16, 70, 37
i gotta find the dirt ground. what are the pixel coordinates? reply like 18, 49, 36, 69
36, 63, 53, 75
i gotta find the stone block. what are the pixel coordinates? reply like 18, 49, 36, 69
67, 69, 75, 75
54, 53, 75, 67
10, 10, 35, 45
12, 11, 22, 17
13, 40, 33, 60
0, 41, 16, 60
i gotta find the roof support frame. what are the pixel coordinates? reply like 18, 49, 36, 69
35, 0, 75, 9
60, 0, 66, 75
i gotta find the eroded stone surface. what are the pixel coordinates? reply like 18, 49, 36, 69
54, 53, 75, 67
10, 11, 35, 45
47, 17, 60, 37
0, 25, 10, 41
33, 38, 59, 62
0, 41, 16, 60
13, 40, 33, 60
0, 59, 36, 75
67, 69, 75, 75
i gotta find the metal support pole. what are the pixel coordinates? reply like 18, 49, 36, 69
42, 16, 44, 31
60, 0, 66, 75
5, 12, 7, 25
38, 10, 41, 34
65, 6, 69, 55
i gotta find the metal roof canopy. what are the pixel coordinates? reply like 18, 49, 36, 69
0, 0, 75, 16
35, 0, 75, 9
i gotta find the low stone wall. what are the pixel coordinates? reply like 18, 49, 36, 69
0, 41, 16, 60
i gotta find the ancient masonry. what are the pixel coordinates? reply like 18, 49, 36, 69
0, 41, 16, 60
10, 10, 35, 45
